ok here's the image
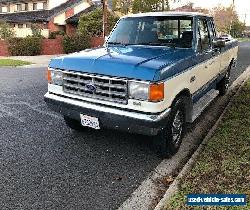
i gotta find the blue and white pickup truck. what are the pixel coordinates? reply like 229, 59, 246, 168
44, 12, 238, 156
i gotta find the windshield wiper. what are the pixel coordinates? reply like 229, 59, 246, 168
107, 42, 130, 46
136, 42, 176, 48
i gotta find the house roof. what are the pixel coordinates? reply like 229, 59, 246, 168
66, 5, 96, 24
0, 0, 84, 23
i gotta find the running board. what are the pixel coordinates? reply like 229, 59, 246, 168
192, 89, 219, 122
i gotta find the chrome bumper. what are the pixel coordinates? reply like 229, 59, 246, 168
44, 92, 171, 136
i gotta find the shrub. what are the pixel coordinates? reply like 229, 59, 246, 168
8, 37, 42, 56
0, 21, 15, 39
31, 23, 43, 38
63, 34, 90, 54
49, 31, 65, 39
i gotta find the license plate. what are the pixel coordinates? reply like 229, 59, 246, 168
80, 114, 100, 130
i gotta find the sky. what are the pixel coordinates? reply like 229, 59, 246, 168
171, 0, 250, 26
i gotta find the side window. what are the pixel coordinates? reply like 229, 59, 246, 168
197, 19, 211, 52
208, 19, 216, 40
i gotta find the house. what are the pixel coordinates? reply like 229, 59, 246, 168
0, 0, 96, 38
172, 3, 209, 14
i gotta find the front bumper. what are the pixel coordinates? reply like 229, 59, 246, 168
44, 93, 171, 136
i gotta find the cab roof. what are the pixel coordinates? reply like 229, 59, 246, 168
123, 11, 212, 18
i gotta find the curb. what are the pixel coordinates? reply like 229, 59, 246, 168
21, 64, 48, 68
154, 67, 250, 210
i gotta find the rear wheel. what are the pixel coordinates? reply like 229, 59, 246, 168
218, 68, 231, 96
157, 97, 187, 158
64, 116, 84, 131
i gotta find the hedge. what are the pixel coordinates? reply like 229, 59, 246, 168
49, 31, 65, 39
8, 37, 42, 56
63, 34, 90, 54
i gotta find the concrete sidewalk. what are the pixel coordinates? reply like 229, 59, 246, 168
0, 55, 62, 68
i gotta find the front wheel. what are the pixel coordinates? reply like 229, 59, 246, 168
157, 98, 187, 158
218, 69, 231, 96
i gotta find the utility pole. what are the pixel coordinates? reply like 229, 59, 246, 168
244, 13, 247, 25
229, 0, 235, 36
102, 0, 108, 38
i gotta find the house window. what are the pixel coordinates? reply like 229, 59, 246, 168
25, 3, 28, 11
18, 24, 24, 28
43, 2, 47, 10
1, 6, 8, 13
26, 23, 32, 28
33, 3, 37, 10
16, 4, 22, 11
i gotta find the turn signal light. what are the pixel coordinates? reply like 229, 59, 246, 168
149, 83, 164, 102
47, 68, 51, 83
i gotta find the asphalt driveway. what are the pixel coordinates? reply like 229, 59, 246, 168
0, 42, 250, 210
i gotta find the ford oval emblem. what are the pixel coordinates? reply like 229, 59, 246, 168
86, 83, 97, 93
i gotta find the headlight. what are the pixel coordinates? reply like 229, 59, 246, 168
47, 68, 63, 86
128, 81, 149, 100
128, 81, 164, 102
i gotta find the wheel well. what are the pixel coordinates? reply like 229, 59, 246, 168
171, 89, 193, 122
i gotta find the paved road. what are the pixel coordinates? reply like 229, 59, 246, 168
0, 42, 250, 210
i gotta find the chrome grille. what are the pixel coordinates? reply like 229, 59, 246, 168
62, 71, 128, 104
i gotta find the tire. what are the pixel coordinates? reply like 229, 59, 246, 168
157, 97, 187, 158
217, 68, 231, 96
64, 116, 84, 131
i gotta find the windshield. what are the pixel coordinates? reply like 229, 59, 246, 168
108, 16, 194, 48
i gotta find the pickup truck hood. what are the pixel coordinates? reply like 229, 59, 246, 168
49, 46, 195, 81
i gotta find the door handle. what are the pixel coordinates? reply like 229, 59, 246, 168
190, 76, 196, 83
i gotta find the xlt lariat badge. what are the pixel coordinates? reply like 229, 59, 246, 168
133, 101, 142, 106
86, 83, 97, 93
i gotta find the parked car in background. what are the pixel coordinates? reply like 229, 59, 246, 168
45, 12, 238, 157
219, 34, 233, 41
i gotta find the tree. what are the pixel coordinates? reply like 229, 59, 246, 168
231, 20, 245, 37
111, 0, 182, 14
78, 8, 118, 36
132, 0, 162, 13
112, 0, 133, 15
211, 5, 245, 37
0, 21, 15, 40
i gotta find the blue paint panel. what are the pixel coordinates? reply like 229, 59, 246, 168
49, 40, 238, 82
49, 46, 196, 81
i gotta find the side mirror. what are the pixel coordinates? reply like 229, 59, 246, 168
213, 40, 226, 49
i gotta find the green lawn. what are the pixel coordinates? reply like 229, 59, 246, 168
0, 59, 32, 67
237, 38, 250, 42
164, 80, 250, 210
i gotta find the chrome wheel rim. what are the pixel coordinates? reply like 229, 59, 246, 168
171, 110, 184, 146
225, 71, 230, 89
